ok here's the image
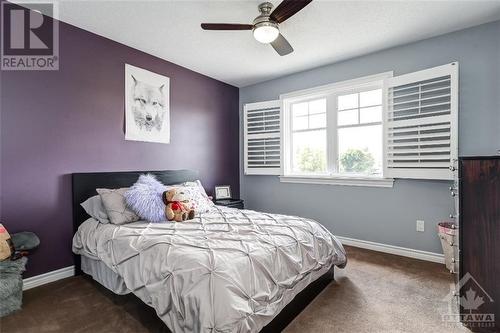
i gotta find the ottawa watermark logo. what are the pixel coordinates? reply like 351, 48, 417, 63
1, 1, 59, 70
442, 272, 495, 329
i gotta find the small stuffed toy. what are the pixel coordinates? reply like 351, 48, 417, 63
162, 189, 195, 222
0, 224, 13, 261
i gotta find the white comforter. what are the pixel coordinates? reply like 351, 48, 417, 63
73, 206, 347, 333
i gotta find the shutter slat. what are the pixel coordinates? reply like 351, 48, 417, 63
388, 132, 450, 141
384, 63, 458, 180
387, 114, 450, 128
391, 77, 451, 93
389, 123, 450, 134
387, 162, 450, 168
387, 139, 451, 147
247, 144, 280, 149
248, 122, 280, 128
389, 93, 451, 107
389, 101, 450, 114
247, 112, 280, 119
388, 85, 450, 99
387, 155, 450, 161
388, 147, 451, 154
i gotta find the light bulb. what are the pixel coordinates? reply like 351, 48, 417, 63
253, 24, 279, 44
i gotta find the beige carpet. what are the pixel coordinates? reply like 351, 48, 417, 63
284, 246, 467, 333
1, 246, 469, 333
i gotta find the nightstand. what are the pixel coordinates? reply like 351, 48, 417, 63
214, 199, 244, 209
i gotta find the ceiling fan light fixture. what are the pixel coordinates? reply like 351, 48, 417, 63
253, 22, 279, 44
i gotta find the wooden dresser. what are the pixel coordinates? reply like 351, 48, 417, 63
459, 156, 500, 331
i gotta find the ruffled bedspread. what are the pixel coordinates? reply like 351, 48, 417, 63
73, 206, 347, 333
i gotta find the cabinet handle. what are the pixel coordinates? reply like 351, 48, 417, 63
449, 166, 456, 171
450, 191, 456, 197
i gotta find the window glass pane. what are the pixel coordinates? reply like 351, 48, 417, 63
309, 99, 326, 114
360, 106, 382, 124
309, 113, 326, 129
338, 109, 358, 126
292, 130, 327, 174
293, 115, 308, 130
338, 124, 382, 175
360, 89, 382, 107
292, 102, 308, 117
338, 93, 358, 110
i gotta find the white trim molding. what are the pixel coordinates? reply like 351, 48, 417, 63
280, 175, 394, 188
280, 71, 394, 102
23, 265, 75, 291
336, 236, 444, 264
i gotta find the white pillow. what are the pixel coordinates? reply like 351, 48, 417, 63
81, 195, 110, 224
97, 188, 140, 225
174, 180, 215, 213
182, 180, 210, 197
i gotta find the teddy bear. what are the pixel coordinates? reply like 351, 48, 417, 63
162, 188, 195, 222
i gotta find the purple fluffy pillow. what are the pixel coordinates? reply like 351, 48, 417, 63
124, 174, 166, 222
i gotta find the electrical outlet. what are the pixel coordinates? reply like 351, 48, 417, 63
416, 220, 425, 232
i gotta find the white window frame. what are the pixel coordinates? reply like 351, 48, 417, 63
280, 72, 395, 188
288, 96, 329, 176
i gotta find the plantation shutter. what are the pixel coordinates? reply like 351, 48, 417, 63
384, 63, 458, 180
244, 100, 281, 175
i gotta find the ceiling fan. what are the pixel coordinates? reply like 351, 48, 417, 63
201, 0, 312, 56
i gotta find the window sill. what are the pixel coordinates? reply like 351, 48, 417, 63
279, 175, 394, 188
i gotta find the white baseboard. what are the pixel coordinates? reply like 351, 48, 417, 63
336, 236, 444, 264
23, 265, 75, 291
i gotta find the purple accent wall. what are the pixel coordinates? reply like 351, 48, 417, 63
0, 16, 239, 277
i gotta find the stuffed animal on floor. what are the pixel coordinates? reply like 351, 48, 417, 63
0, 224, 13, 261
162, 189, 195, 222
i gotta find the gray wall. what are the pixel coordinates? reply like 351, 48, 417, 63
239, 21, 500, 254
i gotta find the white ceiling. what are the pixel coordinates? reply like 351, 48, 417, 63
21, 0, 500, 87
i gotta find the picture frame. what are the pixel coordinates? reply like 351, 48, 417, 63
214, 185, 232, 200
125, 64, 170, 144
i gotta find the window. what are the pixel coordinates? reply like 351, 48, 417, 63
282, 73, 393, 186
291, 98, 327, 174
337, 89, 383, 175
242, 64, 458, 185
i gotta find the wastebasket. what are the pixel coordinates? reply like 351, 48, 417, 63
438, 222, 457, 273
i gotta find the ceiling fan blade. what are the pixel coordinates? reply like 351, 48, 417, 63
271, 33, 293, 56
270, 0, 312, 23
201, 23, 253, 30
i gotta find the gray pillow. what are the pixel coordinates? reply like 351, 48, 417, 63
81, 195, 110, 224
96, 188, 140, 225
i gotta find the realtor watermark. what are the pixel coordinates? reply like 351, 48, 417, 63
442, 272, 495, 329
1, 1, 59, 70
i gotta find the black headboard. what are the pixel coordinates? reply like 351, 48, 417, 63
71, 169, 199, 274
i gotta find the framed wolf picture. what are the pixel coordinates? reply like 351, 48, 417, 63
125, 64, 170, 143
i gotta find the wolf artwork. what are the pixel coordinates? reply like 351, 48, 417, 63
125, 64, 170, 143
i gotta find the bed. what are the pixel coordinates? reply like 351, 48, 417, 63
72, 170, 347, 332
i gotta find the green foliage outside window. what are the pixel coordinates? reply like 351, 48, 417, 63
295, 147, 375, 174
296, 147, 326, 172
340, 148, 375, 173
